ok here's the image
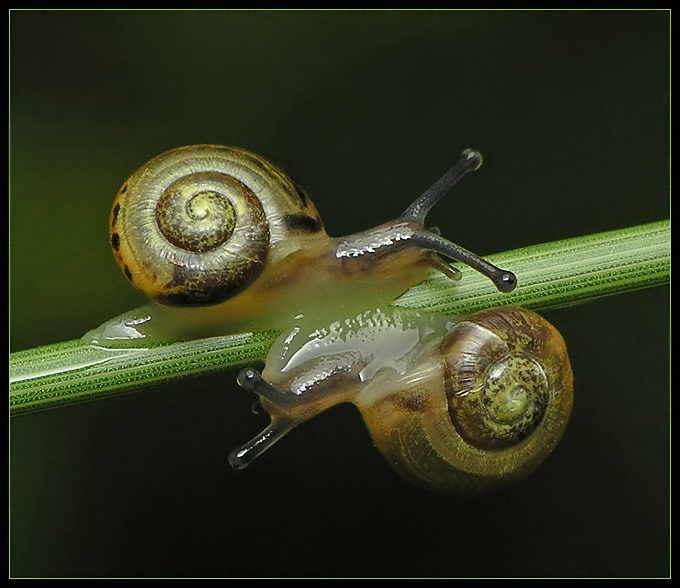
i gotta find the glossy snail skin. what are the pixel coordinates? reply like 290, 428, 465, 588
84, 145, 516, 346
231, 307, 573, 494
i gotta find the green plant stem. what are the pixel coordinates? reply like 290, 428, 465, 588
10, 219, 670, 416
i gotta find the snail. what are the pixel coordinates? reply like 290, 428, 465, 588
232, 306, 573, 494
84, 144, 516, 346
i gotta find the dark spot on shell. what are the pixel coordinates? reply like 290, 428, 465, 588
111, 232, 121, 251
123, 265, 133, 282
292, 181, 309, 208
111, 203, 120, 227
165, 264, 192, 289
284, 213, 323, 234
238, 150, 271, 175
160, 262, 262, 307
120, 184, 128, 194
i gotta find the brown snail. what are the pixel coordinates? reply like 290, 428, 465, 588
232, 306, 573, 494
85, 144, 515, 345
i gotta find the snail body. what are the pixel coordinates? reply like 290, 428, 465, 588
233, 306, 573, 494
84, 145, 515, 346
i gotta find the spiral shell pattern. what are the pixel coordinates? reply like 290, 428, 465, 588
444, 309, 556, 450
109, 145, 323, 306
357, 307, 573, 494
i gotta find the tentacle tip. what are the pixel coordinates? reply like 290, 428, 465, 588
461, 148, 483, 171
228, 447, 251, 470
444, 265, 463, 282
237, 367, 260, 390
495, 271, 518, 293
430, 256, 463, 282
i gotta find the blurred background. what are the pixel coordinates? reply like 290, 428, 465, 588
10, 10, 669, 578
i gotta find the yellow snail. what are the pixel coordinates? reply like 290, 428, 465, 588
83, 144, 516, 346
84, 144, 573, 493
234, 306, 573, 494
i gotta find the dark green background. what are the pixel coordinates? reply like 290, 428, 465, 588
10, 10, 669, 578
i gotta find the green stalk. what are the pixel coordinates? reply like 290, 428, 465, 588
10, 219, 670, 416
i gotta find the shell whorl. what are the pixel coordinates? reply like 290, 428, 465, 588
109, 145, 324, 306
357, 307, 573, 494
443, 308, 557, 451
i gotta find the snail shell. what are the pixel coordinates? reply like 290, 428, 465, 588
109, 145, 324, 306
355, 308, 573, 493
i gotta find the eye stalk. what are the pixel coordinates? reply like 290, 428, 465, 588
401, 148, 484, 222
402, 148, 517, 293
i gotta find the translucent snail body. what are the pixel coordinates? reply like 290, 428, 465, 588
84, 145, 515, 346
233, 306, 573, 494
